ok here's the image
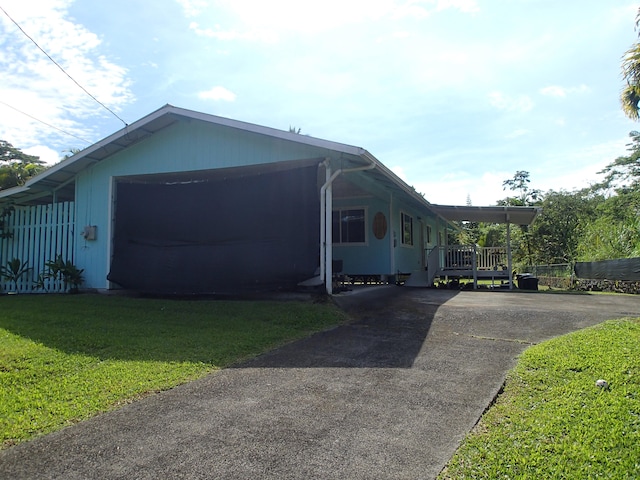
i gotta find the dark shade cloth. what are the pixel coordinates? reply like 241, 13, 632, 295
108, 164, 320, 294
574, 257, 640, 281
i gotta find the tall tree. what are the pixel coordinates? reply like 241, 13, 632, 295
499, 171, 542, 267
0, 141, 45, 190
621, 9, 640, 120
597, 131, 640, 189
500, 170, 541, 206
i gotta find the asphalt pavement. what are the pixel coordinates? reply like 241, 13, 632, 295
2, 287, 639, 479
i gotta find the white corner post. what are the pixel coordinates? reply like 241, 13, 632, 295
319, 160, 330, 283
325, 170, 334, 295
506, 219, 513, 290
319, 157, 376, 295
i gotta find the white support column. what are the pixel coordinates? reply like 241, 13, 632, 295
319, 161, 330, 282
506, 220, 513, 289
472, 246, 478, 289
319, 158, 376, 295
389, 192, 395, 280
325, 175, 333, 295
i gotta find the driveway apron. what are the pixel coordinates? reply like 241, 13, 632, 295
2, 288, 640, 479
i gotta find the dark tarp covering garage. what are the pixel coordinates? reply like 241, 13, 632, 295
107, 164, 320, 294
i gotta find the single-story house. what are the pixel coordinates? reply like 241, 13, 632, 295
0, 105, 539, 294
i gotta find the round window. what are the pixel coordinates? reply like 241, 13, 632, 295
372, 212, 388, 239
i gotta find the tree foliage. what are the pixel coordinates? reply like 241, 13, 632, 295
500, 170, 541, 206
0, 140, 45, 190
597, 131, 640, 189
531, 190, 600, 264
457, 161, 639, 269
621, 9, 640, 120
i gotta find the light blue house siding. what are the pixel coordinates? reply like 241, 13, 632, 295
332, 195, 392, 275
332, 182, 445, 280
0, 105, 464, 294
74, 118, 344, 290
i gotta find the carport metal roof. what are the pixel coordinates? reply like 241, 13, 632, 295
429, 204, 541, 225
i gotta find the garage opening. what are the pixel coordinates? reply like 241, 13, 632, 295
107, 162, 320, 294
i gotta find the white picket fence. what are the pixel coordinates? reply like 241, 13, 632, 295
0, 202, 75, 293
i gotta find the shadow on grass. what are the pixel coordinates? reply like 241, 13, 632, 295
0, 289, 460, 369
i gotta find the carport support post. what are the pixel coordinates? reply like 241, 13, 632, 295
507, 220, 513, 289
472, 247, 478, 289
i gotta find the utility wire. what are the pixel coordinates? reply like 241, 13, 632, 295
0, 100, 93, 144
0, 5, 128, 127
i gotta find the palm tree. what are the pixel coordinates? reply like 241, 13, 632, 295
621, 9, 640, 121
622, 44, 640, 120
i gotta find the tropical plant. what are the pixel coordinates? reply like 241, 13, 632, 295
41, 255, 84, 293
0, 258, 31, 292
621, 9, 640, 120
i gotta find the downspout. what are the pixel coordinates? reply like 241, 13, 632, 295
319, 159, 331, 282
320, 157, 376, 295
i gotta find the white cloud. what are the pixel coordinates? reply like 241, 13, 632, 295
435, 0, 479, 13
198, 86, 237, 102
187, 0, 479, 41
488, 91, 534, 113
540, 84, 590, 98
505, 129, 530, 139
0, 0, 133, 151
23, 145, 60, 165
189, 22, 277, 42
175, 0, 209, 18
416, 170, 508, 206
390, 165, 407, 181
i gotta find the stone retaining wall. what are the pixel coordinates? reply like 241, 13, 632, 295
538, 276, 640, 294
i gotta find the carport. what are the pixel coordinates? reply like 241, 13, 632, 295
428, 204, 541, 289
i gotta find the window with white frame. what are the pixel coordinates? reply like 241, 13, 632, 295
401, 212, 413, 246
332, 208, 366, 244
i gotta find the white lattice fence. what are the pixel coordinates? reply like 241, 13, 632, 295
0, 202, 75, 293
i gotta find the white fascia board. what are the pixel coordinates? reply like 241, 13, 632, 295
0, 184, 30, 200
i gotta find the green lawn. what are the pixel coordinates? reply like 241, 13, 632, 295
0, 294, 347, 449
440, 317, 640, 479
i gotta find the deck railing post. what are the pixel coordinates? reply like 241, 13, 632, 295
472, 245, 477, 289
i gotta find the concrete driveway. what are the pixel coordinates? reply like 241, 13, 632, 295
2, 288, 640, 479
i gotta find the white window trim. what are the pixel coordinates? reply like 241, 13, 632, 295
333, 206, 368, 246
400, 211, 414, 248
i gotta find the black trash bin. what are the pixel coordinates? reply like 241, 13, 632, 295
517, 274, 538, 291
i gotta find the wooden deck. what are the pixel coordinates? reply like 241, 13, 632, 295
428, 245, 513, 289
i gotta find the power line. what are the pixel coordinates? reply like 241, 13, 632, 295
0, 100, 93, 144
0, 5, 128, 127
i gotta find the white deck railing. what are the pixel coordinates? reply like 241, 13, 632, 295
425, 245, 511, 288
439, 245, 508, 271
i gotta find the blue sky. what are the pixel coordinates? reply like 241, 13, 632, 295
0, 0, 637, 205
